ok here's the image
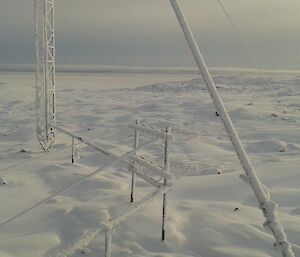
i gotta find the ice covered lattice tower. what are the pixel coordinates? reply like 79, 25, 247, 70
34, 0, 56, 151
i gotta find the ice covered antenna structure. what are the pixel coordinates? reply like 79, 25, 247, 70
169, 1, 295, 256
34, 0, 56, 151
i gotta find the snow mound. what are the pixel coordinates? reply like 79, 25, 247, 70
277, 90, 295, 97
228, 107, 260, 120
245, 139, 288, 153
290, 208, 300, 216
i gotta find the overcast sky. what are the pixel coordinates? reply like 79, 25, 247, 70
1, 0, 300, 70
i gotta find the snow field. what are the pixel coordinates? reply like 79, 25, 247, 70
0, 72, 299, 256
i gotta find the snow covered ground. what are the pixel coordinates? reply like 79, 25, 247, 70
0, 72, 299, 257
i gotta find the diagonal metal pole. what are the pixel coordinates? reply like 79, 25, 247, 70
169, 1, 294, 256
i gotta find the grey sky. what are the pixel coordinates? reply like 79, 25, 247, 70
1, 0, 300, 69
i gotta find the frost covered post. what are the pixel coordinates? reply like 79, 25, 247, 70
170, 1, 295, 256
104, 229, 112, 257
71, 137, 75, 163
34, 0, 56, 151
162, 126, 171, 241
130, 119, 140, 203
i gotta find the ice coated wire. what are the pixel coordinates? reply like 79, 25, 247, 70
48, 228, 106, 257
0, 135, 159, 229
0, 127, 122, 175
44, 151, 292, 257
49, 186, 169, 257
0, 124, 166, 256
48, 185, 161, 251
0, 141, 81, 176
216, 0, 287, 114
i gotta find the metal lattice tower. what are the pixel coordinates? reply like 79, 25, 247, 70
34, 0, 56, 151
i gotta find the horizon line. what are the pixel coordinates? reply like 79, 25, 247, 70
0, 63, 300, 75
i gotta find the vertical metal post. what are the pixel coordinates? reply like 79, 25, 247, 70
105, 230, 112, 257
71, 137, 75, 163
130, 119, 140, 203
162, 127, 171, 241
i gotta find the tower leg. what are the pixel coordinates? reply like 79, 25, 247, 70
34, 0, 56, 151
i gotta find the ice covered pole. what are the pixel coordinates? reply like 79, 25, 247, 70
105, 230, 112, 257
169, 1, 294, 256
130, 119, 140, 203
162, 126, 171, 241
71, 137, 75, 163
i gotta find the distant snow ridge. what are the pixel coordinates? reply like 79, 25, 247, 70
136, 78, 207, 92
136, 76, 281, 93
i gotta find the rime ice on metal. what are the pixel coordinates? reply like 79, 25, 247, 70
34, 0, 56, 151
170, 1, 295, 256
